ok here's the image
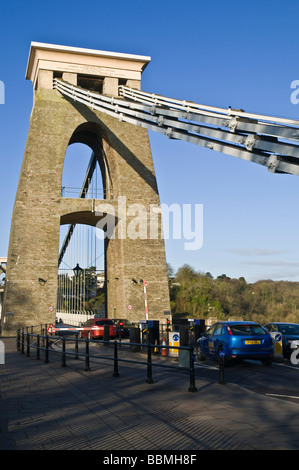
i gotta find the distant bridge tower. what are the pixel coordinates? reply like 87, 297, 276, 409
1, 42, 170, 335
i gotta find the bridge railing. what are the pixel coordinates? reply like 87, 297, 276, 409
61, 186, 115, 199
56, 311, 96, 326
16, 327, 198, 393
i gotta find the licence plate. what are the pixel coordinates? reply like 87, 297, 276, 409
245, 340, 261, 345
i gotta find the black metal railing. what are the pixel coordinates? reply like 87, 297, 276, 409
16, 327, 198, 393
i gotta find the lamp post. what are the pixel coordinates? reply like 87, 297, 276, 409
73, 263, 83, 278
73, 264, 83, 311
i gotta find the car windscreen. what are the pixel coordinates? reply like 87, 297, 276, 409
229, 324, 266, 336
277, 324, 299, 335
95, 320, 114, 326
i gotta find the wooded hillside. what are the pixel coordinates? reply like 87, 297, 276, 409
169, 264, 299, 324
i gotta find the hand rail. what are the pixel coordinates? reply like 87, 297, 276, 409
16, 328, 198, 393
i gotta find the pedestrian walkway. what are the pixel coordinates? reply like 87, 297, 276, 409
1, 336, 299, 450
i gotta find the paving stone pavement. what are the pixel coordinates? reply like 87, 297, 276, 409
1, 336, 299, 451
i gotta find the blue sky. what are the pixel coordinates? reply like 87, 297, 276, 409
1, 0, 299, 283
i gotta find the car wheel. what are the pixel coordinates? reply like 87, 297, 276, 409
197, 347, 206, 361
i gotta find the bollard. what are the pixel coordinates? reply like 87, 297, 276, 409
61, 337, 66, 367
85, 340, 90, 371
113, 341, 120, 377
146, 342, 154, 384
218, 344, 226, 385
188, 346, 197, 392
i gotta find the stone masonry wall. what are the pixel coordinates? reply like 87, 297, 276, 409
1, 88, 170, 335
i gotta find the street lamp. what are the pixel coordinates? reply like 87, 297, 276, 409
73, 263, 83, 278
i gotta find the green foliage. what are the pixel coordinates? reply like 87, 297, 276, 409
169, 264, 299, 324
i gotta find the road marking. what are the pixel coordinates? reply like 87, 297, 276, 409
266, 393, 299, 400
273, 362, 299, 371
195, 363, 218, 370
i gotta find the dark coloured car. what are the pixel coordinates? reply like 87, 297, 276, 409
113, 319, 135, 337
263, 322, 299, 358
197, 321, 273, 366
80, 318, 117, 339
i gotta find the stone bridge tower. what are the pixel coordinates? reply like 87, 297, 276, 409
1, 42, 170, 335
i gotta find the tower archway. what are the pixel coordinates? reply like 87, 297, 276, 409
58, 141, 106, 317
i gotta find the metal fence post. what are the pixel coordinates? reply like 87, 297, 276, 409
75, 333, 79, 359
85, 340, 90, 371
45, 335, 49, 363
146, 342, 153, 384
36, 335, 40, 360
26, 333, 30, 357
16, 329, 20, 351
218, 344, 226, 385
188, 346, 197, 392
113, 341, 120, 377
61, 337, 66, 367
21, 329, 25, 354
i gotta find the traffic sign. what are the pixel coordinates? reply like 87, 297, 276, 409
169, 332, 180, 357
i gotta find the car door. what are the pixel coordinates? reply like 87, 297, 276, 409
82, 319, 94, 338
199, 324, 216, 355
208, 323, 224, 356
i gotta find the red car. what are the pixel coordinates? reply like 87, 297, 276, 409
80, 318, 117, 339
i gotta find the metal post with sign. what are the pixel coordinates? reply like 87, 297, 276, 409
169, 332, 180, 357
270, 331, 283, 360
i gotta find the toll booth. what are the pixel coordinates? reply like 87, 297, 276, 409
148, 320, 159, 346
129, 327, 141, 352
139, 320, 159, 351
192, 319, 206, 342
172, 317, 189, 332
178, 322, 189, 367
172, 318, 205, 344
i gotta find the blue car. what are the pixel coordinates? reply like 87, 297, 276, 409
197, 321, 273, 366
